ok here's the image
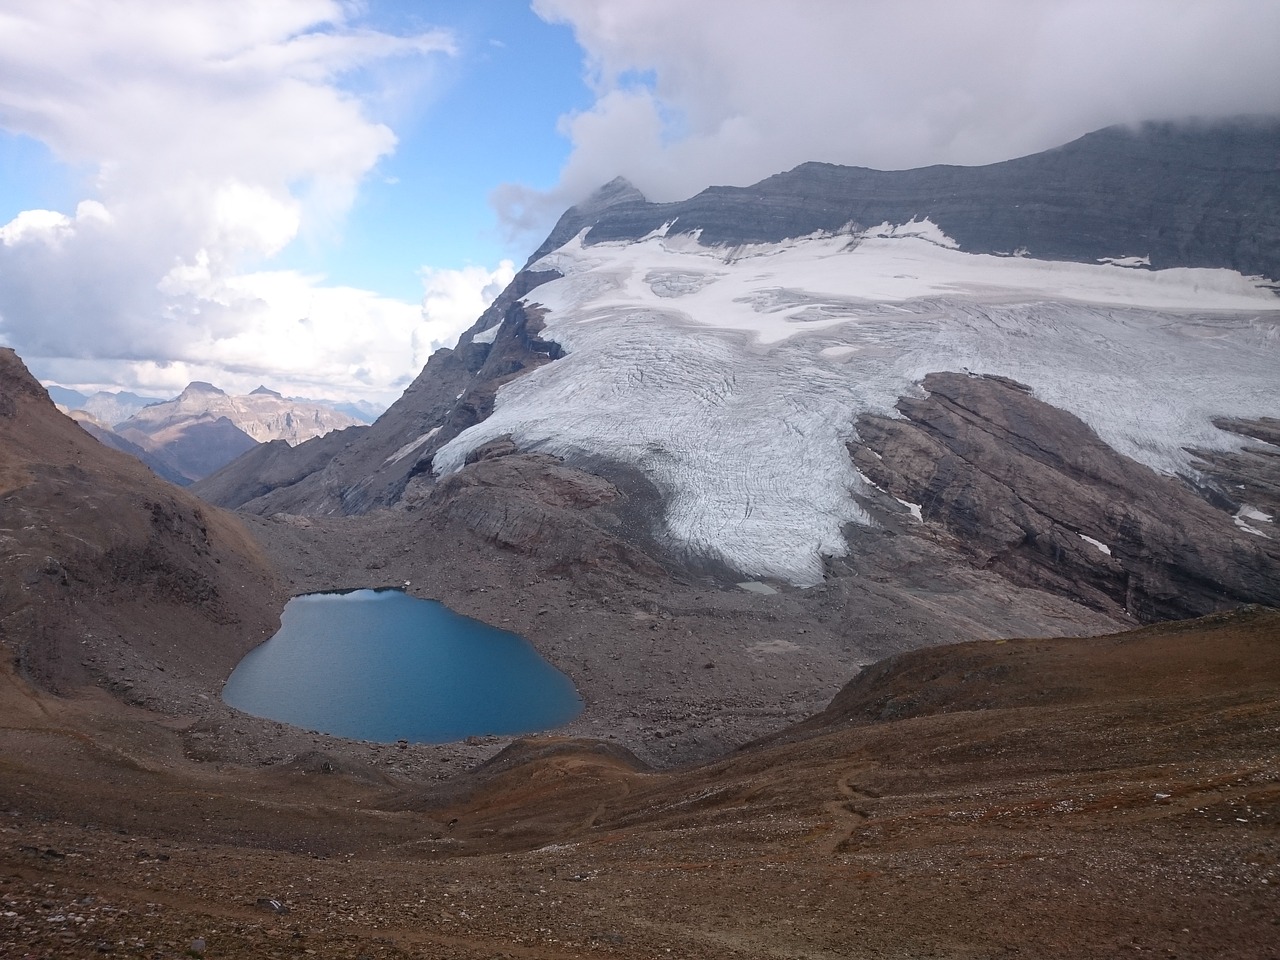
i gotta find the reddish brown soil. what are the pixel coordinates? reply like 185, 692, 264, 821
0, 609, 1276, 959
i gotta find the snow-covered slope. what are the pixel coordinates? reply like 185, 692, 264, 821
433, 223, 1279, 585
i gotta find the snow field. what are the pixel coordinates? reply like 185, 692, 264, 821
434, 227, 1280, 585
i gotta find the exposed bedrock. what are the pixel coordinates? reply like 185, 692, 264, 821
411, 442, 664, 580
851, 372, 1280, 622
1191, 416, 1280, 522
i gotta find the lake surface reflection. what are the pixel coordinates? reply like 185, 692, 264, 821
221, 589, 582, 743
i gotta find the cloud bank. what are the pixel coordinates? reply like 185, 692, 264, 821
502, 0, 1280, 231
0, 0, 504, 404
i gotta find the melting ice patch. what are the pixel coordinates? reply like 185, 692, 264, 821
1079, 534, 1112, 556
384, 427, 440, 466
434, 226, 1280, 586
1234, 505, 1273, 538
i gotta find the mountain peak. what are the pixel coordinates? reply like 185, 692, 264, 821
583, 176, 646, 210
249, 385, 283, 398
525, 177, 649, 265
179, 381, 226, 398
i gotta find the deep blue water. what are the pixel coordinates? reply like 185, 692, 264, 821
221, 589, 582, 743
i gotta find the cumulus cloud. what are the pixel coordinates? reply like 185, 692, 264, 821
418, 261, 517, 356
29, 259, 517, 405
508, 0, 1280, 229
0, 0, 485, 404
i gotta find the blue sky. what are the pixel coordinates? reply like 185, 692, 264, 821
270, 2, 592, 301
0, 0, 1276, 407
0, 3, 590, 292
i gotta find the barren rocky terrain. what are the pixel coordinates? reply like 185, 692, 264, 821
2, 345, 1279, 958
0, 605, 1276, 959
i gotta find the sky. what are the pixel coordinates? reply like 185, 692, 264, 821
0, 0, 1277, 408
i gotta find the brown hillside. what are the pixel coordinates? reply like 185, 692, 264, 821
0, 603, 1274, 959
0, 348, 283, 698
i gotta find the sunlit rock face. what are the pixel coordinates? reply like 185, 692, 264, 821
113, 383, 363, 481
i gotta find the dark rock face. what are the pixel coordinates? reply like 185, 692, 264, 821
1191, 417, 1280, 524
851, 373, 1280, 622
193, 269, 564, 515
532, 118, 1280, 280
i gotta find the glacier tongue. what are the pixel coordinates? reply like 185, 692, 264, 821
433, 228, 1280, 586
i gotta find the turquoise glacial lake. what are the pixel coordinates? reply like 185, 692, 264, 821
221, 589, 583, 743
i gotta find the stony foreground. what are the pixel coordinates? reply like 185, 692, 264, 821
1, 608, 1276, 959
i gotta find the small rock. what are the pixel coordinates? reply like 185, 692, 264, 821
189, 937, 207, 955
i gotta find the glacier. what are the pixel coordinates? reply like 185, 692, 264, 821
433, 225, 1280, 587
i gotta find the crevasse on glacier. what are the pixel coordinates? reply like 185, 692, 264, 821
433, 225, 1280, 587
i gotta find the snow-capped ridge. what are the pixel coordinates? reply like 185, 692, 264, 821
434, 221, 1280, 586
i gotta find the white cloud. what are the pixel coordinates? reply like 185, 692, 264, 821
513, 0, 1280, 226
30, 259, 519, 406
0, 0, 459, 402
419, 261, 517, 355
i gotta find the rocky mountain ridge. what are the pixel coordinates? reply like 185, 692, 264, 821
195, 117, 1280, 627
530, 117, 1280, 277
48, 387, 164, 424
96, 380, 364, 482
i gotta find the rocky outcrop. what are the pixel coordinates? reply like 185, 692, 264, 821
413, 444, 664, 579
1190, 417, 1280, 528
851, 373, 1280, 622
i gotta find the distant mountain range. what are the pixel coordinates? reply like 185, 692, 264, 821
45, 386, 165, 424
48, 384, 382, 427
50, 381, 368, 483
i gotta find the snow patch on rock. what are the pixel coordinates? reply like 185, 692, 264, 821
1234, 505, 1273, 538
1098, 255, 1152, 268
1079, 534, 1113, 556
384, 427, 439, 466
